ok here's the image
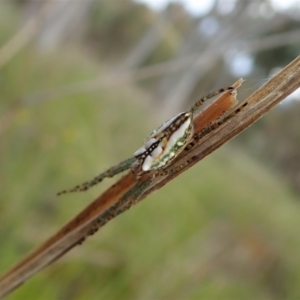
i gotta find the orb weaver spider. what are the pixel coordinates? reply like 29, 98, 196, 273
57, 86, 234, 196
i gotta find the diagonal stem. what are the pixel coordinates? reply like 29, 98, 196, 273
0, 55, 299, 298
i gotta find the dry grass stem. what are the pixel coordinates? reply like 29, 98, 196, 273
0, 55, 299, 298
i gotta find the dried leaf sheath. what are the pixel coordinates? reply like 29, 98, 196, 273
0, 81, 241, 298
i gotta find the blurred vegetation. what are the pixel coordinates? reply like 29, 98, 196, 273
86, 1, 193, 64
1, 1, 300, 299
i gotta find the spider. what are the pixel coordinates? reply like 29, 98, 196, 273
57, 86, 234, 196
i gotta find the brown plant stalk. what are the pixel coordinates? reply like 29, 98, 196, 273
0, 55, 300, 298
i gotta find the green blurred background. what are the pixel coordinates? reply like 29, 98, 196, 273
1, 1, 300, 299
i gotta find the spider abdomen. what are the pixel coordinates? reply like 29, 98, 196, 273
134, 112, 194, 174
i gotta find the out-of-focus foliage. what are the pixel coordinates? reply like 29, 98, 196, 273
86, 1, 193, 65
1, 1, 300, 299
87, 0, 155, 59
255, 20, 300, 74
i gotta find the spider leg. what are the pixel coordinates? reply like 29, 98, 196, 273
157, 123, 224, 175
156, 122, 222, 178
86, 179, 152, 235
190, 86, 234, 114
57, 157, 136, 196
157, 163, 187, 178
108, 179, 152, 216
160, 113, 230, 176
